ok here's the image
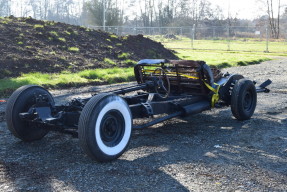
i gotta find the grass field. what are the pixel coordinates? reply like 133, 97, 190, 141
0, 68, 135, 97
174, 49, 270, 68
153, 37, 287, 54
1, 37, 286, 97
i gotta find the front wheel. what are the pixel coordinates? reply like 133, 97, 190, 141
78, 93, 132, 162
5, 85, 54, 141
231, 79, 257, 120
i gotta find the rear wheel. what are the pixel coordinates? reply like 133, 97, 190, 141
78, 93, 132, 162
5, 85, 54, 141
231, 79, 257, 120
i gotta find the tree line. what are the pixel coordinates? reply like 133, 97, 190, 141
0, 0, 286, 38
84, 0, 226, 27
0, 0, 83, 25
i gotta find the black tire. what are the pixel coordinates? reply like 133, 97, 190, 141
78, 93, 132, 162
5, 85, 54, 141
231, 79, 257, 120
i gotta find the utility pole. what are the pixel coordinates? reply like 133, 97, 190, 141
265, 23, 269, 52
227, 0, 231, 51
82, 0, 85, 25
103, 0, 106, 31
191, 24, 195, 49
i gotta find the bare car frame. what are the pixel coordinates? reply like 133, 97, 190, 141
5, 59, 271, 162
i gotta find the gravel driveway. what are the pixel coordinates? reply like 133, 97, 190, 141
0, 59, 286, 192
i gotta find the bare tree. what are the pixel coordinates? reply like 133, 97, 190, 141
0, 0, 11, 16
85, 0, 124, 26
46, 0, 80, 24
266, 0, 281, 38
29, 0, 41, 19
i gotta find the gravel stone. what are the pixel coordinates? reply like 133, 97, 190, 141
0, 59, 286, 191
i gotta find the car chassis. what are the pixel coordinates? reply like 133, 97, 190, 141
5, 59, 271, 162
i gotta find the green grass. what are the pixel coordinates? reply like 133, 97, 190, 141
147, 36, 287, 68
68, 47, 79, 52
104, 58, 116, 65
64, 31, 71, 35
49, 31, 58, 37
110, 34, 118, 39
175, 49, 271, 68
44, 21, 55, 26
33, 24, 44, 29
156, 37, 287, 54
0, 68, 135, 97
58, 37, 66, 42
79, 68, 134, 83
73, 30, 78, 35
0, 20, 9, 24
123, 59, 137, 65
118, 52, 130, 60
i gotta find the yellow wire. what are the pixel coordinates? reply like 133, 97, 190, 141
143, 69, 199, 79
143, 69, 219, 107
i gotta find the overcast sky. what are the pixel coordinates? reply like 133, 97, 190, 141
10, 0, 287, 20
213, 0, 286, 19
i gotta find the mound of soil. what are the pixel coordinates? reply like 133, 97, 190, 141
0, 16, 178, 78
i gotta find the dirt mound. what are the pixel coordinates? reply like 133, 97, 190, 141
0, 16, 178, 78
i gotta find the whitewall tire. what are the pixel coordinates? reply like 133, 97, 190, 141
78, 93, 132, 162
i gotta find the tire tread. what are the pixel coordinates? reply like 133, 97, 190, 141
231, 79, 257, 120
78, 93, 112, 160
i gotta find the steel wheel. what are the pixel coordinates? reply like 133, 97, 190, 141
78, 93, 132, 162
5, 85, 54, 141
100, 110, 125, 147
231, 79, 257, 120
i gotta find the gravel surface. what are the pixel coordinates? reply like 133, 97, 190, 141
0, 59, 286, 192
